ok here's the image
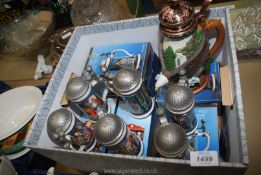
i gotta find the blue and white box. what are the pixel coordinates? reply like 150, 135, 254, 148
114, 99, 154, 156
190, 106, 219, 154
194, 61, 221, 104
156, 61, 221, 105
85, 42, 160, 96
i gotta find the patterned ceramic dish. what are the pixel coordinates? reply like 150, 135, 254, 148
0, 121, 32, 156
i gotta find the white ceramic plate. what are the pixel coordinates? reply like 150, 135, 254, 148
0, 86, 42, 141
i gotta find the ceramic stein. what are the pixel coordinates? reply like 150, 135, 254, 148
47, 108, 96, 151
164, 84, 198, 135
158, 0, 225, 79
93, 114, 143, 155
154, 107, 188, 158
112, 68, 154, 118
65, 76, 109, 122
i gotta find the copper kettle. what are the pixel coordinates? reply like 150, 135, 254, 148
158, 0, 225, 79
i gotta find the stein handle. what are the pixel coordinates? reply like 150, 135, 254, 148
156, 107, 168, 125
201, 19, 225, 56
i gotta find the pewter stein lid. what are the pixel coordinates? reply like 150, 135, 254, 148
112, 68, 141, 94
154, 123, 187, 157
47, 108, 73, 134
164, 85, 194, 114
94, 114, 126, 147
65, 76, 91, 101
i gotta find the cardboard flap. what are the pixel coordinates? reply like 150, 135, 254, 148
220, 66, 234, 106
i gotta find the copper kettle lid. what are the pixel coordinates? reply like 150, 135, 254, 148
159, 0, 212, 38
159, 0, 195, 26
159, 0, 196, 38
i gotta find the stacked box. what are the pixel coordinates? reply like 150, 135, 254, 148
191, 106, 219, 153
84, 42, 160, 97
156, 61, 221, 105
194, 61, 221, 104
113, 98, 155, 156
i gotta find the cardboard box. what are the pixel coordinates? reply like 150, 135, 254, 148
83, 42, 160, 97
151, 100, 220, 155
114, 98, 155, 156
156, 61, 221, 104
25, 6, 248, 174
192, 106, 219, 153
220, 65, 234, 106
194, 61, 221, 104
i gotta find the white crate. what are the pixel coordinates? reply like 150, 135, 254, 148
24, 6, 248, 175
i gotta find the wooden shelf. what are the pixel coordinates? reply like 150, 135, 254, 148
0, 54, 51, 88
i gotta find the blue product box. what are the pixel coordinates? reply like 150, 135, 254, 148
190, 106, 219, 154
83, 42, 160, 97
152, 100, 219, 155
114, 98, 155, 156
69, 98, 118, 123
156, 61, 221, 105
68, 98, 118, 153
194, 61, 221, 104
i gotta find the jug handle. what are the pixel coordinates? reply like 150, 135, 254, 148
201, 19, 225, 56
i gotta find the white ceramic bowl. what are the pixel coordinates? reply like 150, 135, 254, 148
0, 86, 42, 141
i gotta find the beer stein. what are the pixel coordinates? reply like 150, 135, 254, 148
47, 108, 96, 151
156, 0, 225, 89
65, 76, 109, 122
112, 68, 154, 118
154, 107, 188, 158
94, 114, 143, 155
164, 84, 197, 135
